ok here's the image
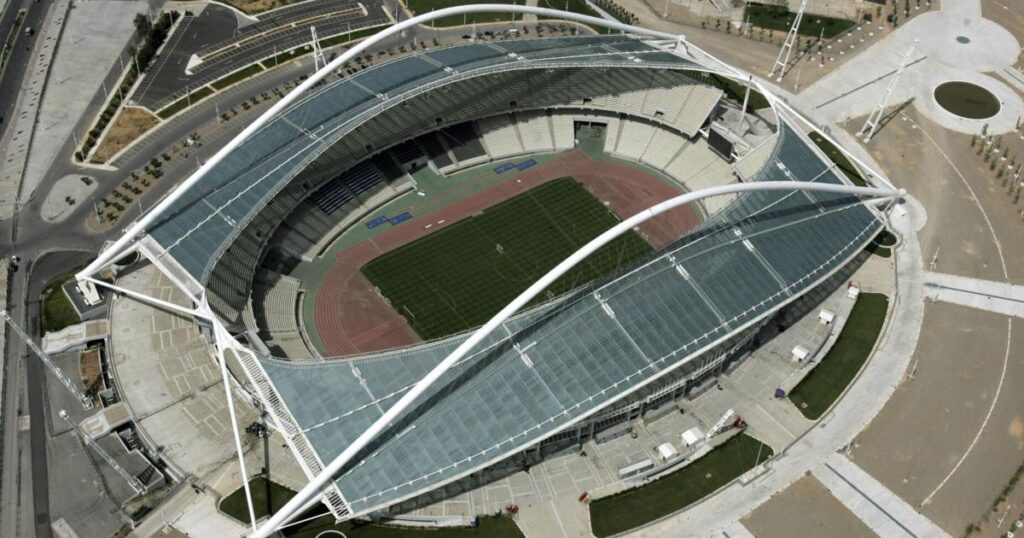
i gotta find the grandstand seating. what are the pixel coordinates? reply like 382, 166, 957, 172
265, 333, 317, 361
252, 270, 301, 333
603, 117, 621, 154
302, 182, 414, 260
249, 270, 317, 360
437, 122, 488, 169
660, 137, 737, 216
733, 134, 780, 181
270, 200, 342, 259
311, 162, 386, 215
390, 140, 424, 165
418, 133, 453, 169
478, 115, 525, 159
615, 120, 658, 160
641, 128, 688, 170
516, 112, 556, 153
551, 114, 575, 149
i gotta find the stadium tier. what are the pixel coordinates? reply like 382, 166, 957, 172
92, 31, 893, 525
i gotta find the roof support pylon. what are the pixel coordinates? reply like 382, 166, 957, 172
311, 26, 327, 73
768, 0, 808, 81
860, 39, 918, 142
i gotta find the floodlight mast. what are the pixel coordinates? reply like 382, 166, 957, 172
72, 4, 686, 285
251, 180, 902, 538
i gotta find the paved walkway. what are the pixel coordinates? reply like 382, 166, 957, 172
923, 271, 1024, 317
813, 454, 949, 538
800, 0, 1023, 135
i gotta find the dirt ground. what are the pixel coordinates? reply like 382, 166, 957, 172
850, 302, 1024, 534
858, 108, 1010, 282
90, 107, 159, 165
741, 475, 876, 538
313, 150, 699, 357
79, 348, 102, 394
982, 0, 1024, 70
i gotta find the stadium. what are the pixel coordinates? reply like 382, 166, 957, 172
76, 5, 901, 535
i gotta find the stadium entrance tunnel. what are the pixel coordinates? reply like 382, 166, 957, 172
933, 81, 1000, 120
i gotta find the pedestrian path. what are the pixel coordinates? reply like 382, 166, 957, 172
813, 454, 949, 538
923, 271, 1024, 318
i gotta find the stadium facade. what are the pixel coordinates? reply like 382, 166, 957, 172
78, 6, 900, 533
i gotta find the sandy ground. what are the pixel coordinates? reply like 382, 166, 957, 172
741, 475, 877, 538
851, 302, 1024, 533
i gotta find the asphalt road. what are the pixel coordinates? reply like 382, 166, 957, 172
0, 0, 48, 142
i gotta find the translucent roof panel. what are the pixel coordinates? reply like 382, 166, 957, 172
257, 124, 885, 517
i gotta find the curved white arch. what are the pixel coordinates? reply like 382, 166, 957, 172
252, 180, 903, 537
76, 5, 694, 281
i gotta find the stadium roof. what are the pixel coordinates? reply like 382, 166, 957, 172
254, 124, 885, 517
145, 35, 700, 284
75, 10, 899, 528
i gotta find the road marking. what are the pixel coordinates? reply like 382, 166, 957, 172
922, 316, 1011, 506
903, 112, 1013, 506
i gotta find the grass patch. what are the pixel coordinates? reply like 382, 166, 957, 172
809, 131, 866, 187
589, 433, 773, 537
42, 273, 80, 333
211, 63, 265, 90
745, 2, 856, 38
221, 477, 523, 537
866, 229, 896, 258
156, 86, 214, 120
220, 477, 294, 522
361, 178, 653, 340
789, 293, 889, 419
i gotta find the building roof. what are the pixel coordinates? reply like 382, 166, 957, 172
255, 124, 884, 517
145, 35, 698, 283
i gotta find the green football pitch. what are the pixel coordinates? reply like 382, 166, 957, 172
361, 178, 654, 340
